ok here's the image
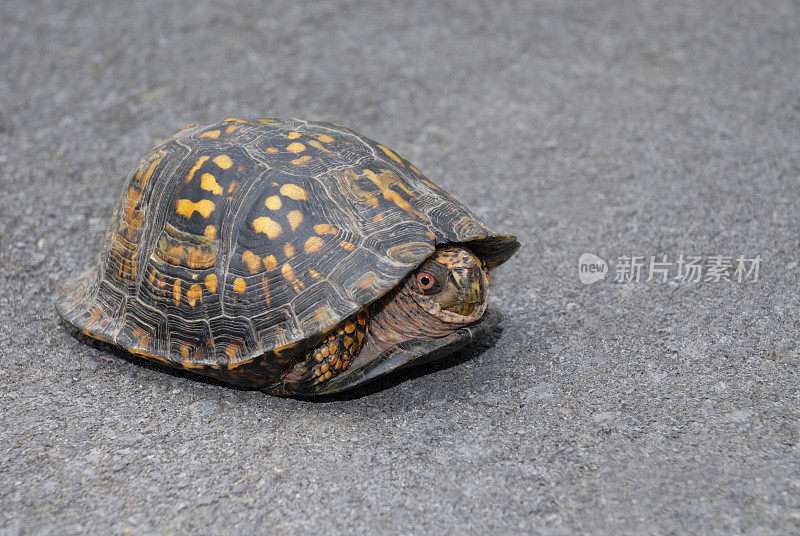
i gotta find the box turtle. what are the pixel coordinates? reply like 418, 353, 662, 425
56, 117, 519, 396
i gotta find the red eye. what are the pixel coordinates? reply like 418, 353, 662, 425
416, 272, 435, 291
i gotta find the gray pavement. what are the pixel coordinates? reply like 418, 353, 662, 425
2, 1, 799, 534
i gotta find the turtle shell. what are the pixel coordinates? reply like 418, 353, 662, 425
56, 117, 519, 387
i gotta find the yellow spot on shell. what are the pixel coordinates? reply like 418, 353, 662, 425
199, 130, 221, 139
233, 277, 247, 293
263, 255, 277, 270
205, 273, 218, 293
224, 118, 246, 123
225, 342, 242, 362
309, 269, 322, 279
345, 321, 355, 333
287, 210, 304, 231
376, 144, 403, 165
291, 155, 312, 165
252, 217, 282, 239
261, 276, 271, 306
410, 164, 422, 175
186, 247, 216, 269
141, 157, 161, 188
155, 275, 167, 290
204, 225, 217, 240
280, 183, 308, 200
382, 189, 422, 218
317, 134, 335, 143
264, 195, 282, 210
212, 154, 233, 169
172, 279, 182, 306
282, 263, 305, 292
185, 156, 209, 183
163, 243, 185, 266
180, 343, 191, 359
340, 241, 355, 251
287, 131, 302, 139
261, 276, 271, 307
308, 139, 332, 153
187, 284, 203, 307
286, 142, 305, 153
284, 242, 295, 259
200, 173, 223, 195
225, 125, 239, 134
304, 236, 323, 253
421, 178, 438, 189
242, 250, 261, 274
314, 223, 337, 235
265, 147, 279, 154
175, 199, 215, 219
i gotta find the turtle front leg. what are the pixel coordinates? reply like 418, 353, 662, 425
272, 309, 370, 395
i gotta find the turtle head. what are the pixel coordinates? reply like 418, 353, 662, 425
408, 246, 489, 323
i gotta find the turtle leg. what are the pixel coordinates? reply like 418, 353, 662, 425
271, 309, 370, 395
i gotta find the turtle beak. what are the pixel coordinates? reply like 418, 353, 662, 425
445, 265, 487, 316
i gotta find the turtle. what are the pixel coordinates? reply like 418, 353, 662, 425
56, 117, 519, 396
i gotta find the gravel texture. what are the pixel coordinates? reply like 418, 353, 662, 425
2, 1, 799, 534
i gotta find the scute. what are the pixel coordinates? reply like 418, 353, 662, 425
56, 117, 519, 384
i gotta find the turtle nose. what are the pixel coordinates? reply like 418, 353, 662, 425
450, 266, 486, 303
443, 266, 488, 316
466, 265, 487, 303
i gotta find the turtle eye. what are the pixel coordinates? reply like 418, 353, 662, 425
416, 272, 437, 293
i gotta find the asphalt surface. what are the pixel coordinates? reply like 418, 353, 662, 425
2, 1, 799, 534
